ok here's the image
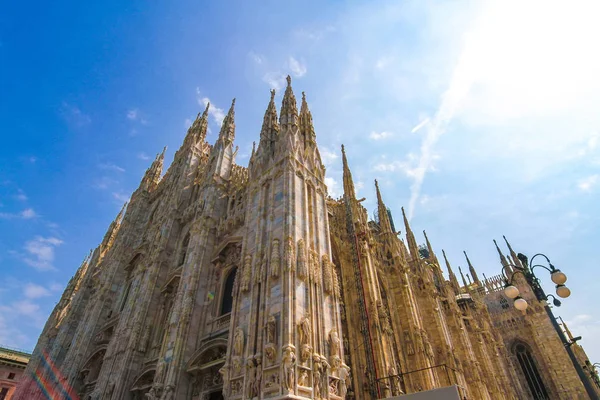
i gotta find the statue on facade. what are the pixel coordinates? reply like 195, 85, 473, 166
329, 329, 340, 358
233, 327, 244, 356
298, 314, 312, 346
161, 385, 174, 400
246, 358, 256, 399
298, 368, 309, 387
241, 255, 252, 292
338, 362, 351, 398
145, 387, 157, 400
270, 239, 280, 278
282, 346, 296, 390
266, 315, 276, 345
254, 356, 263, 396
285, 236, 295, 272
313, 355, 322, 399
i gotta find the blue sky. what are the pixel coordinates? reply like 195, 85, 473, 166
2, 0, 600, 364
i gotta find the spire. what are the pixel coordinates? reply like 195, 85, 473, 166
341, 145, 356, 200
423, 230, 439, 265
442, 249, 460, 293
140, 148, 165, 192
402, 207, 419, 260
375, 180, 393, 233
299, 91, 316, 145
463, 251, 481, 285
503, 235, 522, 269
260, 89, 279, 145
493, 239, 512, 273
280, 75, 298, 128
101, 202, 128, 249
217, 98, 236, 146
186, 102, 210, 144
116, 201, 127, 223
458, 266, 469, 289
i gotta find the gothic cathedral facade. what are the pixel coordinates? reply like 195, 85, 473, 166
15, 77, 598, 400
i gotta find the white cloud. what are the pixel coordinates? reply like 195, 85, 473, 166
0, 208, 38, 220
411, 118, 430, 133
325, 177, 342, 198
20, 208, 36, 219
98, 162, 125, 173
249, 51, 264, 64
15, 189, 27, 201
138, 152, 151, 161
60, 102, 91, 128
196, 88, 226, 126
22, 236, 64, 271
369, 131, 393, 140
127, 109, 138, 120
578, 175, 598, 192
127, 109, 148, 125
320, 148, 339, 167
24, 283, 51, 299
288, 57, 307, 78
262, 72, 287, 91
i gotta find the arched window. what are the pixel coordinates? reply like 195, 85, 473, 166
220, 268, 237, 315
179, 233, 190, 266
514, 342, 549, 399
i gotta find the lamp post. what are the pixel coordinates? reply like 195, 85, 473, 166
501, 252, 599, 400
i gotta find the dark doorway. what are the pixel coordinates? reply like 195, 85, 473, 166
208, 391, 224, 400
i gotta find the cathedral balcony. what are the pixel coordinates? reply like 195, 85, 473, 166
208, 312, 231, 335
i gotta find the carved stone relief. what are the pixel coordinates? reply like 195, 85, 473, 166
241, 255, 252, 292
233, 327, 245, 357
270, 239, 280, 279
285, 236, 296, 272
297, 239, 307, 279
282, 346, 296, 391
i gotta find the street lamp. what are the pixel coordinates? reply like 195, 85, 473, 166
501, 253, 571, 311
500, 252, 599, 399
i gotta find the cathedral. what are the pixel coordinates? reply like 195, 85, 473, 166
14, 76, 599, 400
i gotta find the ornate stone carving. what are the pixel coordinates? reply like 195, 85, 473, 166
388, 366, 402, 395
282, 346, 296, 391
161, 385, 174, 400
285, 236, 296, 272
329, 329, 340, 358
265, 314, 277, 345
232, 356, 243, 375
297, 239, 307, 279
332, 267, 341, 299
264, 371, 280, 390
312, 354, 323, 399
301, 344, 313, 364
270, 239, 280, 279
298, 368, 309, 387
233, 327, 245, 357
322, 255, 333, 294
254, 356, 263, 396
337, 362, 351, 398
241, 255, 252, 292
245, 358, 256, 399
298, 313, 312, 347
